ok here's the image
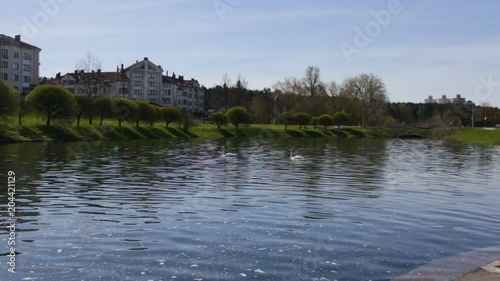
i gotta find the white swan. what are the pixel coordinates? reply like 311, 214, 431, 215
221, 149, 237, 160
290, 149, 304, 161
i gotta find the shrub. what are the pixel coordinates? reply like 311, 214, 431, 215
310, 117, 319, 129
211, 112, 229, 129
162, 107, 182, 128
279, 111, 295, 130
94, 97, 113, 126
112, 98, 139, 127
135, 100, 156, 128
0, 79, 19, 117
318, 114, 334, 130
26, 85, 77, 126
295, 112, 311, 130
227, 106, 251, 130
75, 96, 96, 126
332, 112, 351, 128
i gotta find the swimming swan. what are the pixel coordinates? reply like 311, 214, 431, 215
221, 149, 237, 160
290, 149, 304, 161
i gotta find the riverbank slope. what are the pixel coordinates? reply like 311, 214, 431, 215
0, 118, 498, 145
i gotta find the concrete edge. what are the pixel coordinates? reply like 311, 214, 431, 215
392, 245, 500, 281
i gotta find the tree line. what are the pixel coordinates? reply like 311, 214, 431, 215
205, 67, 390, 127
0, 79, 185, 128
204, 66, 500, 127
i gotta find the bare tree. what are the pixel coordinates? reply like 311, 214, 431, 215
342, 74, 388, 126
272, 77, 301, 112
222, 73, 232, 88
76, 51, 103, 124
236, 73, 248, 89
327, 81, 340, 97
76, 52, 103, 99
302, 66, 325, 97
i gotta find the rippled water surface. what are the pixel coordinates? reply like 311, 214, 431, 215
0, 138, 499, 281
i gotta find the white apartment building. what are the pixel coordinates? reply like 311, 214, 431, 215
55, 70, 129, 98
425, 94, 466, 105
0, 34, 41, 95
53, 57, 204, 114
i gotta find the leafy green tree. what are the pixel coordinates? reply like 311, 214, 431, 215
152, 105, 163, 127
94, 97, 112, 126
295, 112, 311, 130
227, 106, 251, 130
332, 112, 350, 128
112, 98, 139, 127
162, 107, 181, 128
0, 78, 20, 117
135, 101, 155, 128
75, 96, 96, 126
318, 114, 334, 130
26, 85, 77, 126
310, 117, 319, 129
279, 111, 294, 130
211, 112, 229, 129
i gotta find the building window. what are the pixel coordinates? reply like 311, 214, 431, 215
23, 64, 31, 72
23, 53, 31, 60
13, 51, 19, 58
188, 93, 192, 98
23, 76, 31, 82
133, 72, 143, 78
182, 100, 187, 105
162, 98, 171, 104
182, 92, 187, 97
1, 61, 8, 68
13, 74, 19, 81
148, 73, 157, 78
134, 81, 143, 86
148, 90, 157, 95
1, 73, 7, 80
149, 99, 157, 104
188, 101, 192, 106
63, 80, 75, 85
22, 87, 30, 94
149, 82, 157, 87
119, 87, 128, 95
13, 63, 19, 70
134, 90, 143, 95
1, 49, 8, 59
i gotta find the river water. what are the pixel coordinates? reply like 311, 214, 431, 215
0, 138, 499, 281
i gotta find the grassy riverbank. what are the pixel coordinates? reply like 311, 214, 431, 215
0, 117, 498, 145
447, 128, 500, 145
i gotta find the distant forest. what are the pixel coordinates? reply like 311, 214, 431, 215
204, 67, 500, 127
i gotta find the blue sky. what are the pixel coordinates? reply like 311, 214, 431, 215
3, 0, 500, 106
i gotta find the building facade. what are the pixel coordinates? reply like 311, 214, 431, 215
425, 94, 466, 104
0, 34, 41, 95
53, 57, 204, 114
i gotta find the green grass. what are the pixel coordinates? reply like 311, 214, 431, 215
2, 115, 498, 145
448, 128, 500, 145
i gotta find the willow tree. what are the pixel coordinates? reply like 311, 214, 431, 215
26, 85, 77, 126
0, 78, 20, 118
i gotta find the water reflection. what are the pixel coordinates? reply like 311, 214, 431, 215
0, 138, 499, 281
